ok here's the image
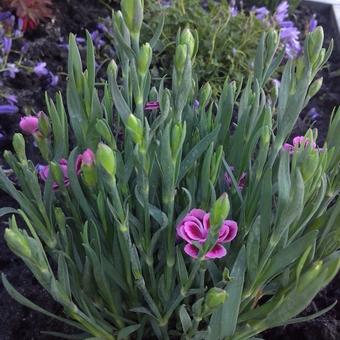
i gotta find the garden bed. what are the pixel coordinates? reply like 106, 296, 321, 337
0, 0, 339, 339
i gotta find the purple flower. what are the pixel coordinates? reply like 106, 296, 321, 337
6, 63, 19, 78
308, 107, 319, 121
34, 62, 49, 77
275, 1, 289, 25
144, 101, 160, 111
49, 72, 59, 87
90, 30, 105, 49
5, 94, 18, 104
230, 0, 238, 17
279, 21, 301, 59
253, 6, 269, 21
0, 104, 19, 114
193, 99, 200, 109
2, 37, 12, 54
21, 42, 29, 54
0, 12, 12, 22
177, 209, 238, 259
225, 167, 247, 191
309, 16, 318, 32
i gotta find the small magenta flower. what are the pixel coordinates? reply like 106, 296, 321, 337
34, 62, 49, 77
76, 148, 96, 168
19, 116, 39, 134
144, 101, 160, 111
283, 136, 317, 153
177, 209, 238, 259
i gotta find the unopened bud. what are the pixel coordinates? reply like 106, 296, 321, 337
137, 43, 152, 77
307, 26, 324, 65
38, 111, 50, 137
5, 228, 32, 258
121, 0, 143, 35
107, 59, 118, 79
97, 143, 116, 177
199, 82, 212, 108
171, 123, 185, 159
204, 287, 228, 311
12, 133, 27, 163
50, 161, 65, 187
175, 44, 187, 75
126, 114, 143, 144
210, 193, 230, 229
180, 28, 195, 59
308, 77, 323, 98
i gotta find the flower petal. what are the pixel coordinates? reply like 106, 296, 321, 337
184, 244, 199, 258
205, 244, 227, 259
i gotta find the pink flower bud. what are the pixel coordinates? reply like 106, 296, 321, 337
19, 116, 39, 134
76, 148, 95, 171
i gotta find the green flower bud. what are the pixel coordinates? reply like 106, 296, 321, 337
12, 133, 27, 163
50, 161, 65, 187
107, 59, 118, 79
121, 0, 143, 35
180, 28, 195, 59
205, 287, 228, 311
97, 143, 116, 177
175, 44, 187, 75
137, 43, 152, 77
210, 193, 230, 229
38, 111, 50, 137
308, 77, 323, 98
199, 82, 212, 108
307, 26, 324, 65
126, 114, 143, 145
95, 119, 115, 148
171, 123, 185, 159
149, 86, 158, 102
5, 228, 32, 258
82, 165, 97, 188
301, 150, 319, 182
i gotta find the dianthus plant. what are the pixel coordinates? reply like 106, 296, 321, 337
0, 0, 339, 339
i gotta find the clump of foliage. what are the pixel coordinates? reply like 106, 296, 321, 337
143, 0, 269, 94
0, 0, 339, 339
4, 0, 53, 30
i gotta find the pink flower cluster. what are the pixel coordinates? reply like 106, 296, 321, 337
283, 136, 317, 154
177, 209, 238, 259
38, 149, 95, 190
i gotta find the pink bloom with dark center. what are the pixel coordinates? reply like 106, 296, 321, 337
19, 115, 39, 134
283, 136, 317, 154
144, 101, 160, 111
177, 208, 238, 259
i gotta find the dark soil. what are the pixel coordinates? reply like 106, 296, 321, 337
0, 1, 339, 339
